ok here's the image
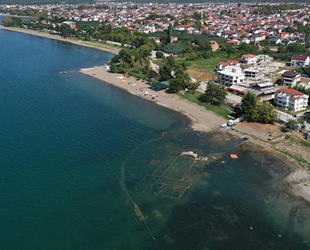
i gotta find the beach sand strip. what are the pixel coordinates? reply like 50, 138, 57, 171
80, 66, 227, 132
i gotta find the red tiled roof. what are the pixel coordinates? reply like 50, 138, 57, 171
278, 88, 304, 96
282, 71, 300, 78
217, 60, 239, 66
242, 54, 256, 58
291, 54, 309, 61
218, 62, 228, 66
227, 40, 239, 44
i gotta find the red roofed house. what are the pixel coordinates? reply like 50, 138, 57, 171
291, 54, 310, 67
281, 70, 301, 87
227, 40, 239, 45
175, 24, 192, 31
62, 21, 76, 30
216, 60, 239, 71
274, 88, 309, 111
240, 54, 257, 64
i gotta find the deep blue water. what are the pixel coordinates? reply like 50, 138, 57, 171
0, 27, 310, 250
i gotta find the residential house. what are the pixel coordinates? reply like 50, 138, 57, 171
270, 37, 281, 45
274, 88, 309, 111
281, 70, 301, 87
175, 24, 192, 31
216, 60, 239, 71
62, 21, 76, 30
226, 40, 240, 45
240, 54, 257, 64
291, 54, 310, 67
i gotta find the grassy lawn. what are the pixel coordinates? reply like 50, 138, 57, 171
179, 91, 230, 119
154, 55, 241, 81
187, 54, 240, 71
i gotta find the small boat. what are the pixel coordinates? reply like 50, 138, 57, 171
230, 154, 238, 159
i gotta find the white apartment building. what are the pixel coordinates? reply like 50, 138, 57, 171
217, 65, 246, 86
274, 88, 309, 111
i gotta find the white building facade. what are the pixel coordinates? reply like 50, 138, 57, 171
281, 71, 301, 87
274, 88, 309, 111
217, 65, 246, 86
240, 54, 257, 64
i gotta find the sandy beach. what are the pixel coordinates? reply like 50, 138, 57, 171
80, 66, 227, 132
0, 26, 120, 54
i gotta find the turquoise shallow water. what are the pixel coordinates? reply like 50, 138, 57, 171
0, 27, 310, 250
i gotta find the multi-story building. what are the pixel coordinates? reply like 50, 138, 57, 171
281, 71, 301, 87
217, 65, 246, 86
244, 67, 262, 78
274, 88, 309, 111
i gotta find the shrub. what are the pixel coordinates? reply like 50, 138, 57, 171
155, 51, 164, 58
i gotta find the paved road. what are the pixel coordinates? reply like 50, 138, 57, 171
149, 59, 159, 73
226, 93, 242, 104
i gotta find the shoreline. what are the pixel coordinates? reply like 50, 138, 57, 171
80, 66, 227, 132
0, 25, 120, 54
229, 127, 310, 203
2, 25, 309, 204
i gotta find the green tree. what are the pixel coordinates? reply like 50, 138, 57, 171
193, 21, 202, 30
239, 42, 258, 53
159, 57, 175, 81
241, 93, 260, 121
257, 102, 277, 124
286, 42, 307, 53
281, 119, 298, 132
241, 93, 277, 123
58, 24, 74, 37
2, 16, 22, 27
182, 18, 191, 25
193, 11, 202, 20
260, 39, 269, 47
169, 77, 185, 93
199, 82, 227, 105
277, 44, 286, 54
158, 57, 191, 93
155, 51, 164, 58
202, 40, 212, 51
303, 112, 310, 123
167, 23, 173, 40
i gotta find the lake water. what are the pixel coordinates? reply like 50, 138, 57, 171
0, 26, 310, 250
